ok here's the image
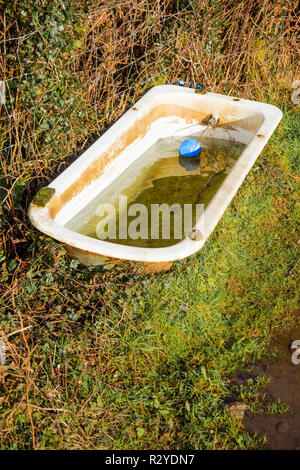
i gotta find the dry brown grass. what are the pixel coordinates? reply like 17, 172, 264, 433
1, 0, 299, 176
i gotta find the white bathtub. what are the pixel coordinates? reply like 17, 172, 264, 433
28, 85, 282, 267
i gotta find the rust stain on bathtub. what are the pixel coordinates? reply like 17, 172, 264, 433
47, 102, 247, 219
66, 245, 124, 266
66, 245, 173, 272
47, 102, 258, 220
48, 103, 213, 219
140, 261, 173, 274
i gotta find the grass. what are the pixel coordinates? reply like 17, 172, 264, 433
0, 0, 299, 450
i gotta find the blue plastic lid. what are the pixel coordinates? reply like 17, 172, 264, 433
179, 139, 201, 158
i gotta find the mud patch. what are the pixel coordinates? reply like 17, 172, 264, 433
243, 312, 300, 449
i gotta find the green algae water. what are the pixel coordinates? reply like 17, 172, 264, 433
76, 137, 246, 248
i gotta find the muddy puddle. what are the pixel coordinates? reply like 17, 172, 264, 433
238, 311, 300, 449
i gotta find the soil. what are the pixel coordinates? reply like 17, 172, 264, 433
243, 313, 300, 450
